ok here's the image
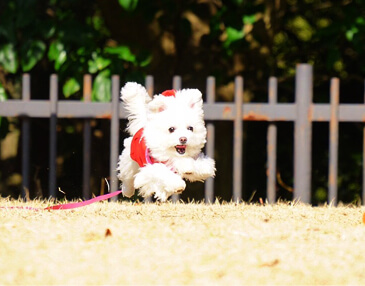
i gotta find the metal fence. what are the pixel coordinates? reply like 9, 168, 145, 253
1, 63, 365, 205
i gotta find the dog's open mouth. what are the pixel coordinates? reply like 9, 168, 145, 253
175, 145, 186, 155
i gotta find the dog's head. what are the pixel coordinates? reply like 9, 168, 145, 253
143, 89, 207, 162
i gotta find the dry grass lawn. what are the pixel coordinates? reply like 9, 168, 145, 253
1, 198, 365, 285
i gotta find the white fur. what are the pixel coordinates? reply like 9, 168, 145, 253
117, 82, 216, 201
121, 82, 152, 136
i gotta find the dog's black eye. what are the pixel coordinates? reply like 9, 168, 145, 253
168, 127, 175, 133
187, 126, 194, 132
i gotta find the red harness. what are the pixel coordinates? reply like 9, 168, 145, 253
130, 128, 157, 167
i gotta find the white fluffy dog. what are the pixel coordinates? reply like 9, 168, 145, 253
117, 82, 216, 201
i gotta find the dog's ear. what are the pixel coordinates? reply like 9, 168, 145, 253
179, 89, 203, 110
148, 95, 168, 113
190, 90, 203, 110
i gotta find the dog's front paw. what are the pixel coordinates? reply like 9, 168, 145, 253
164, 176, 186, 194
173, 158, 195, 176
154, 190, 168, 202
154, 179, 186, 202
200, 157, 216, 178
156, 175, 186, 202
182, 156, 216, 182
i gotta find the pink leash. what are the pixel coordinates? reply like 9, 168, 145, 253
1, 190, 123, 211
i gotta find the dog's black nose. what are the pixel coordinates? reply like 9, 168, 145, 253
179, 137, 187, 144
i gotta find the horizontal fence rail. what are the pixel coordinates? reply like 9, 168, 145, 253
1, 64, 365, 205
4, 100, 365, 121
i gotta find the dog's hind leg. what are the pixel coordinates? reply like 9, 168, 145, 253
121, 177, 136, 198
117, 138, 139, 197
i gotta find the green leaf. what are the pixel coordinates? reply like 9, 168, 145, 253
226, 27, 244, 41
0, 43, 18, 73
48, 41, 67, 70
224, 26, 244, 49
104, 46, 136, 63
92, 70, 111, 102
55, 51, 67, 70
118, 0, 138, 11
95, 56, 111, 70
41, 25, 56, 39
346, 26, 359, 41
356, 17, 365, 26
88, 60, 98, 74
63, 78, 81, 98
287, 16, 313, 42
139, 54, 152, 67
0, 82, 7, 101
243, 14, 257, 25
88, 53, 111, 73
0, 83, 8, 139
21, 40, 46, 72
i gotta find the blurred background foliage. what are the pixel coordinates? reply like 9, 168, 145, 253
0, 0, 364, 203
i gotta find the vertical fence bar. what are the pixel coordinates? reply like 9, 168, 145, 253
171, 75, 182, 203
233, 76, 243, 202
49, 74, 58, 198
328, 78, 339, 205
82, 75, 92, 199
145, 75, 154, 98
205, 76, 215, 203
294, 64, 313, 204
173, 76, 181, 92
144, 76, 154, 203
110, 75, 120, 201
267, 77, 277, 203
21, 74, 31, 200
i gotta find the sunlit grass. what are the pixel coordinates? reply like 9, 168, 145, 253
1, 198, 365, 285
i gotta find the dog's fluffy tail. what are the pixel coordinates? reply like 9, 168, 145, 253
121, 82, 152, 136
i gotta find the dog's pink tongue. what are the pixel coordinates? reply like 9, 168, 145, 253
176, 145, 186, 155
